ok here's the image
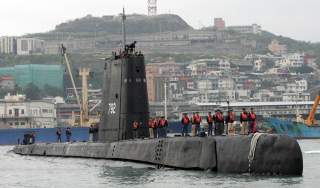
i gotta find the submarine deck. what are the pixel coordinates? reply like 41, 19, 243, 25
12, 135, 303, 175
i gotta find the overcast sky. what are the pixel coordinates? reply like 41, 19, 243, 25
0, 0, 319, 42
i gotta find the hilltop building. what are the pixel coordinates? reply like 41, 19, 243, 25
0, 36, 17, 54
17, 38, 45, 55
0, 36, 45, 55
227, 24, 261, 34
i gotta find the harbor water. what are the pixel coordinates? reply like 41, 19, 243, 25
0, 140, 319, 188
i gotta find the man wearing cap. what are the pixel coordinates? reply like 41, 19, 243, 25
214, 109, 224, 135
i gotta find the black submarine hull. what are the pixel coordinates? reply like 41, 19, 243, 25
13, 134, 303, 175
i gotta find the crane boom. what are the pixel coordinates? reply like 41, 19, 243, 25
305, 93, 320, 126
61, 45, 81, 106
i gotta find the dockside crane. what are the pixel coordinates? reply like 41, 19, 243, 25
305, 92, 320, 127
60, 44, 97, 127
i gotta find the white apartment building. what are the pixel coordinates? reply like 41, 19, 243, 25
218, 77, 235, 90
0, 36, 16, 54
276, 53, 304, 68
282, 93, 310, 102
16, 38, 45, 55
0, 94, 57, 129
286, 79, 308, 93
228, 24, 262, 34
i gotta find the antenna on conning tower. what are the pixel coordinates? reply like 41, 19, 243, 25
122, 8, 126, 50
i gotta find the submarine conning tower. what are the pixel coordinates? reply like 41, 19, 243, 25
99, 49, 149, 142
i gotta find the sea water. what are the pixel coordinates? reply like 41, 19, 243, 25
0, 140, 319, 188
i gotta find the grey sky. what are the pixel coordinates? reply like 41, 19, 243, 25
0, 0, 319, 42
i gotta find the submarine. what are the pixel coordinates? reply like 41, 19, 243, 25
13, 10, 303, 176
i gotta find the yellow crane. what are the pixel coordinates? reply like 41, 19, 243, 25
305, 92, 320, 127
60, 44, 98, 127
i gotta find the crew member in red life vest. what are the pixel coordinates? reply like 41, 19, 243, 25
226, 109, 236, 135
148, 118, 155, 139
191, 112, 196, 136
240, 108, 249, 135
249, 108, 257, 134
158, 116, 168, 138
206, 112, 214, 136
194, 112, 202, 136
132, 120, 140, 139
153, 118, 158, 138
214, 109, 224, 136
181, 113, 190, 137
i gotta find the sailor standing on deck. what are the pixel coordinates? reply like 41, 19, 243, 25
158, 117, 168, 138
181, 113, 190, 137
89, 125, 94, 142
56, 128, 62, 143
194, 112, 202, 136
240, 108, 249, 135
153, 118, 158, 138
206, 112, 214, 136
191, 112, 196, 136
226, 109, 236, 135
132, 120, 140, 139
148, 118, 155, 139
214, 109, 224, 135
249, 108, 257, 134
66, 127, 72, 142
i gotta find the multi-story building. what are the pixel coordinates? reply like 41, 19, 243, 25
268, 40, 287, 55
286, 79, 308, 93
0, 76, 15, 90
214, 18, 226, 31
0, 36, 17, 54
276, 53, 304, 68
16, 38, 45, 55
0, 94, 57, 129
228, 24, 261, 34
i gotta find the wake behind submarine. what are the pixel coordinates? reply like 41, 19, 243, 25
13, 11, 303, 176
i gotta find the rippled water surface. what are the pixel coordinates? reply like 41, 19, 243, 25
0, 140, 320, 188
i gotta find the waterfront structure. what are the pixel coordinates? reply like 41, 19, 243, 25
0, 94, 57, 129
0, 36, 17, 54
16, 38, 45, 55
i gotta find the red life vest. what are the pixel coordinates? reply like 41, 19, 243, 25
207, 115, 213, 123
216, 112, 223, 121
159, 119, 166, 127
229, 112, 235, 122
250, 113, 256, 120
182, 116, 190, 125
194, 115, 201, 124
148, 120, 154, 128
153, 120, 158, 128
133, 121, 139, 129
241, 112, 248, 121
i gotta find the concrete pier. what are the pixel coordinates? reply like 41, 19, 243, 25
13, 134, 303, 175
